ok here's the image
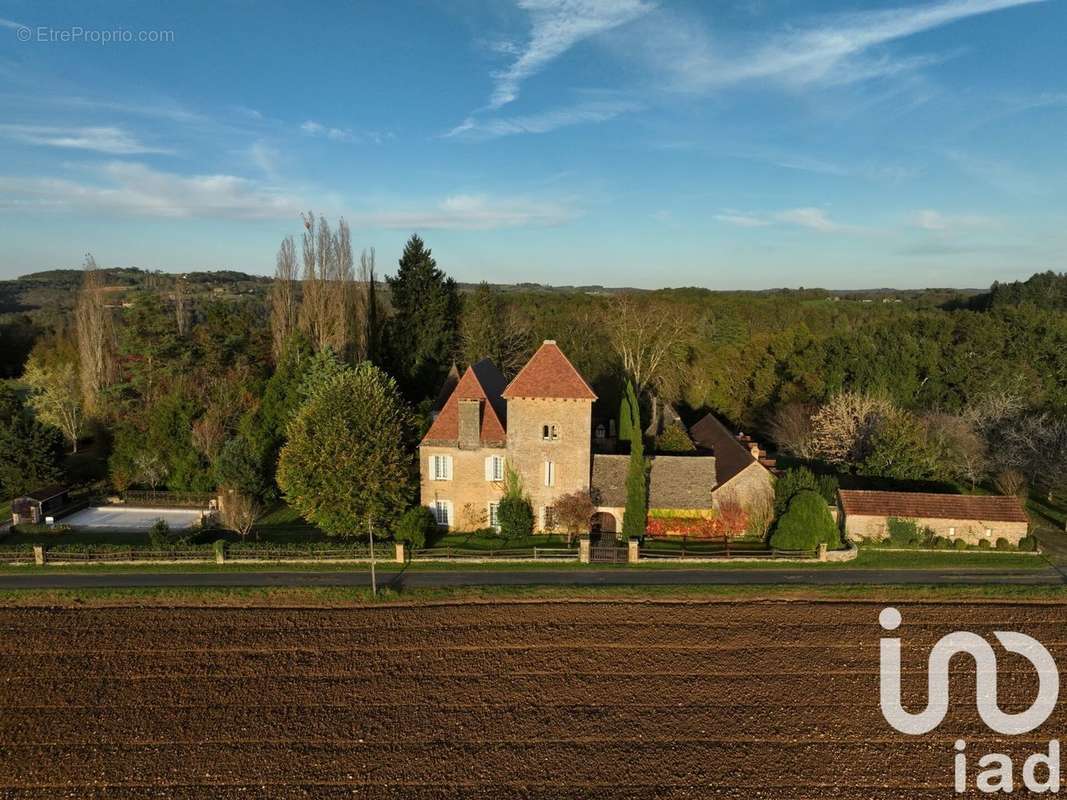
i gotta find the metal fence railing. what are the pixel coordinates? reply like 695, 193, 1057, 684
122, 490, 216, 508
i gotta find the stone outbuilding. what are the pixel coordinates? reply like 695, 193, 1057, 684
838, 490, 1029, 545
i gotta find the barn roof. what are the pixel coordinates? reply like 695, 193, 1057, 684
18, 484, 69, 502
838, 490, 1029, 523
421, 359, 508, 446
590, 454, 629, 507
502, 340, 597, 401
648, 456, 718, 510
688, 413, 759, 485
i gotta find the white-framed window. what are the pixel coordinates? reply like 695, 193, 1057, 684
985, 528, 993, 538
430, 454, 453, 481
432, 500, 452, 527
948, 526, 956, 537
488, 502, 500, 531
542, 505, 556, 531
544, 460, 555, 487
542, 424, 559, 441
485, 455, 505, 482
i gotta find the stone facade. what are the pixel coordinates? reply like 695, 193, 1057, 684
712, 461, 774, 513
505, 397, 593, 532
843, 514, 1028, 545
419, 444, 506, 531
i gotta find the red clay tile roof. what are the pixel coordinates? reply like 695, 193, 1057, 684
422, 359, 507, 446
838, 490, 1028, 523
502, 340, 597, 400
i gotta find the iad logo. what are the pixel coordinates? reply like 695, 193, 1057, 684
878, 607, 1061, 793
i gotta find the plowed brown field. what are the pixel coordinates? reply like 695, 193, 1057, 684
1, 601, 1063, 798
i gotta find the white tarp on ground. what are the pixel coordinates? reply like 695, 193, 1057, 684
63, 507, 203, 530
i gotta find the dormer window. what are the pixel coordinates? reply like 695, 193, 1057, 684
542, 424, 559, 441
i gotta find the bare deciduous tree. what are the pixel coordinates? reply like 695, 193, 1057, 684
222, 489, 262, 539
994, 468, 1027, 497
298, 214, 365, 359
767, 402, 815, 459
809, 392, 894, 465
269, 236, 299, 360
173, 276, 190, 337
923, 413, 988, 488
604, 293, 693, 401
74, 254, 115, 416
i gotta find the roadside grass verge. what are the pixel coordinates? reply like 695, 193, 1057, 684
0, 546, 1050, 574
1, 582, 1066, 608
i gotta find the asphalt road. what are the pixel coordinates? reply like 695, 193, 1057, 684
0, 566, 1062, 589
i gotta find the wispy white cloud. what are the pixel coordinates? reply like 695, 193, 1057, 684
486, 0, 653, 111
447, 99, 640, 140
247, 141, 281, 178
300, 119, 353, 142
775, 207, 842, 232
300, 119, 392, 144
913, 208, 994, 230
0, 162, 302, 219
359, 193, 576, 230
624, 0, 1045, 92
714, 211, 771, 228
715, 207, 847, 232
0, 124, 172, 155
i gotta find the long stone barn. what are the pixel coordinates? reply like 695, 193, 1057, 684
837, 489, 1029, 545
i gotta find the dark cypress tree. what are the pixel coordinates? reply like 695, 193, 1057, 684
365, 257, 380, 366
621, 381, 647, 540
385, 234, 460, 399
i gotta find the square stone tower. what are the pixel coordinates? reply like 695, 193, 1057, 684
502, 340, 597, 531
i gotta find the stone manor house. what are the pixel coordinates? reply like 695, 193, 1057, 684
419, 340, 774, 533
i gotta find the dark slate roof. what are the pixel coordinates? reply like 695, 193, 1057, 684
688, 413, 757, 486
422, 359, 508, 446
430, 363, 460, 416
590, 454, 629, 507
19, 484, 69, 502
839, 490, 1029, 523
648, 456, 717, 510
502, 340, 597, 400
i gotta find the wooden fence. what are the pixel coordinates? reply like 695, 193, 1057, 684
412, 546, 576, 561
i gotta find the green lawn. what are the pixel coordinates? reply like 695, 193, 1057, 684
426, 531, 576, 550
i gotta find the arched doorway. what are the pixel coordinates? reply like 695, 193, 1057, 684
591, 511, 617, 534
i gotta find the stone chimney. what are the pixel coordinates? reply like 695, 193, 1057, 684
458, 399, 482, 450
749, 442, 761, 459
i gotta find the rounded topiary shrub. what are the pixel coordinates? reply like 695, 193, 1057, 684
977, 538, 991, 549
953, 537, 969, 550
932, 536, 951, 550
497, 496, 534, 540
395, 506, 437, 550
995, 537, 1013, 551
769, 490, 840, 552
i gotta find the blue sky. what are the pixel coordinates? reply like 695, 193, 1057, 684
0, 0, 1064, 288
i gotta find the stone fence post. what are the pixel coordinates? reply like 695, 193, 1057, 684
33, 546, 45, 566
628, 540, 640, 564
579, 539, 590, 564
395, 543, 406, 563
817, 543, 828, 562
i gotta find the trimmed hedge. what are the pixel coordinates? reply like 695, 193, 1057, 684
769, 490, 840, 551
